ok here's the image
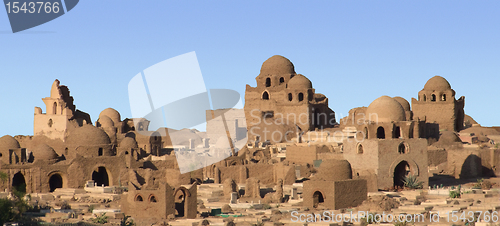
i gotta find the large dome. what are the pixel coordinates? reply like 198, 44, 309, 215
393, 96, 410, 111
288, 74, 312, 89
314, 159, 352, 181
259, 55, 295, 75
120, 137, 138, 149
32, 143, 58, 161
99, 108, 121, 125
97, 115, 114, 128
0, 135, 20, 150
66, 125, 111, 147
366, 96, 406, 123
423, 76, 452, 91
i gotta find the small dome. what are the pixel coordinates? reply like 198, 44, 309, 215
99, 108, 121, 125
66, 125, 111, 147
97, 115, 114, 128
288, 74, 312, 89
366, 96, 406, 123
423, 76, 452, 91
259, 55, 295, 75
438, 131, 462, 143
0, 135, 20, 150
393, 96, 410, 111
120, 137, 138, 149
314, 159, 352, 181
32, 143, 58, 161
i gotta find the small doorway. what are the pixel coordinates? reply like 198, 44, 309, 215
92, 167, 109, 186
49, 174, 63, 192
12, 172, 26, 193
175, 189, 186, 217
312, 191, 324, 208
393, 161, 410, 188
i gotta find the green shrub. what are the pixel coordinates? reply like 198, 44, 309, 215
402, 174, 423, 189
92, 213, 108, 224
121, 215, 135, 226
449, 190, 461, 198
0, 198, 15, 225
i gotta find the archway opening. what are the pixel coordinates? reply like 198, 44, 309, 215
442, 94, 446, 101
98, 148, 103, 156
92, 167, 109, 186
279, 77, 284, 84
377, 127, 385, 139
262, 91, 269, 100
312, 191, 324, 208
393, 161, 410, 188
149, 195, 157, 202
298, 93, 304, 102
431, 94, 436, 102
135, 195, 143, 202
53, 102, 57, 114
364, 127, 368, 139
265, 78, 271, 87
49, 174, 63, 192
394, 127, 401, 138
288, 93, 293, 101
357, 144, 364, 154
423, 95, 426, 101
12, 172, 26, 193
175, 190, 186, 217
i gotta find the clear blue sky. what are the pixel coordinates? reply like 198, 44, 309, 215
1, 1, 499, 136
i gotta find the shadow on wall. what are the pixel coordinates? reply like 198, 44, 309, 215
459, 154, 494, 179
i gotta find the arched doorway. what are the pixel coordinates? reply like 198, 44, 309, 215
12, 172, 26, 193
393, 161, 410, 188
49, 174, 63, 192
312, 191, 324, 208
92, 167, 109, 186
377, 127, 385, 139
262, 91, 269, 100
175, 189, 186, 217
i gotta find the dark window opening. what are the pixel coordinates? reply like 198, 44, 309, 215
357, 144, 364, 154
288, 93, 293, 101
149, 195, 157, 202
262, 91, 269, 100
442, 94, 446, 101
262, 111, 274, 118
92, 167, 109, 186
135, 195, 143, 202
98, 148, 103, 156
423, 95, 426, 101
279, 77, 284, 84
298, 93, 304, 102
265, 78, 271, 87
49, 174, 63, 192
53, 102, 57, 115
175, 190, 186, 217
398, 143, 406, 154
364, 127, 368, 139
48, 119, 53, 127
394, 127, 401, 138
431, 94, 436, 102
377, 127, 385, 139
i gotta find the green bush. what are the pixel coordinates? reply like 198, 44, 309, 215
121, 215, 135, 226
402, 174, 423, 189
92, 213, 108, 224
0, 198, 15, 225
449, 190, 461, 198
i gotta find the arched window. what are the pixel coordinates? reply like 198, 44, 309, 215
265, 78, 271, 87
423, 95, 427, 101
357, 144, 364, 154
262, 91, 269, 100
135, 195, 143, 202
377, 127, 385, 139
364, 127, 368, 139
149, 195, 157, 202
288, 93, 293, 101
98, 148, 103, 156
298, 93, 304, 102
442, 94, 446, 101
53, 102, 57, 114
394, 127, 401, 138
431, 94, 436, 102
279, 77, 285, 84
398, 143, 407, 154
